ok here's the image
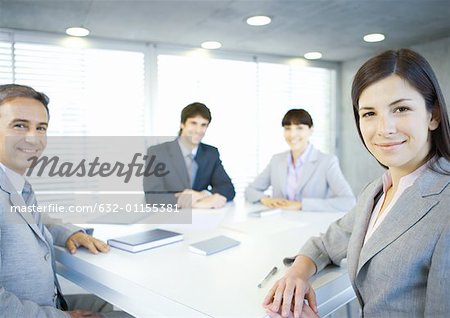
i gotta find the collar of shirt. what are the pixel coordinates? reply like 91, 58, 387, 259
381, 160, 429, 194
287, 143, 312, 170
177, 138, 198, 158
0, 162, 26, 193
363, 160, 430, 245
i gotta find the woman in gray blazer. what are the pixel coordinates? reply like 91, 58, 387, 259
245, 109, 355, 212
263, 49, 450, 318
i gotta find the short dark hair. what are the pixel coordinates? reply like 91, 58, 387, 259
281, 109, 313, 127
0, 84, 50, 118
179, 102, 211, 135
351, 48, 450, 172
180, 102, 211, 124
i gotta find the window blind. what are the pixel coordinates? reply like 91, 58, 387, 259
6, 39, 146, 209
1, 30, 336, 202
0, 33, 13, 84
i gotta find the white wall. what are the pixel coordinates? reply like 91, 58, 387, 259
339, 36, 450, 194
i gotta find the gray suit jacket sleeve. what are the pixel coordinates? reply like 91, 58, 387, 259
244, 158, 273, 203
298, 202, 358, 272
294, 180, 375, 272
46, 223, 82, 247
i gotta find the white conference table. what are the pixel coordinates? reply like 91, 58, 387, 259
55, 202, 356, 318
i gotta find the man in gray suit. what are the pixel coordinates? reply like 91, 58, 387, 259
0, 84, 131, 317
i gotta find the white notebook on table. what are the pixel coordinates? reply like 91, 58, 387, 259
189, 235, 240, 256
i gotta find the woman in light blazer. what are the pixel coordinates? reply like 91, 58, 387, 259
263, 49, 450, 318
245, 109, 355, 212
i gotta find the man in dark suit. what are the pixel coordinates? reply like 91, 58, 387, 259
144, 102, 235, 208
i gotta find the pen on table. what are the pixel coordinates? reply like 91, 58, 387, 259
257, 266, 278, 288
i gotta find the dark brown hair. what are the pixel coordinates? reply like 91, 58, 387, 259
281, 109, 313, 127
351, 49, 450, 172
179, 102, 211, 135
0, 84, 50, 118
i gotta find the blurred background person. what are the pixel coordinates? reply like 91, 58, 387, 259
245, 109, 355, 212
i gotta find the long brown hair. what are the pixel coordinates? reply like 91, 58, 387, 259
351, 49, 450, 172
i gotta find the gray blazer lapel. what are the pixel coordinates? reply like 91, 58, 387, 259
0, 170, 47, 242
356, 168, 447, 274
347, 179, 382, 282
168, 140, 190, 188
297, 148, 319, 193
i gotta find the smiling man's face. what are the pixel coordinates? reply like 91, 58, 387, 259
0, 97, 48, 175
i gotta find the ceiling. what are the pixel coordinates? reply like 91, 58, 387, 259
1, 0, 450, 62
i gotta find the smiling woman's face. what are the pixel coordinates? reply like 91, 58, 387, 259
283, 123, 312, 154
358, 74, 439, 175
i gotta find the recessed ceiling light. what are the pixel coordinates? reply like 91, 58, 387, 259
246, 15, 271, 26
304, 52, 322, 60
363, 33, 385, 43
66, 27, 90, 37
201, 41, 222, 50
